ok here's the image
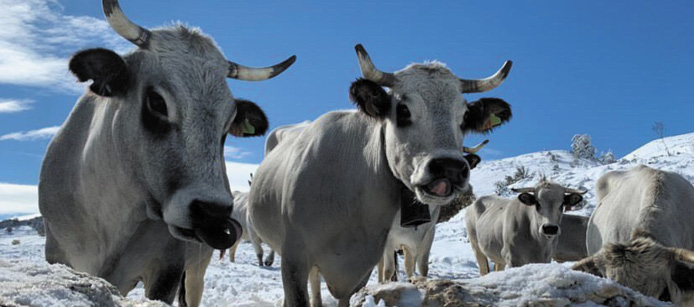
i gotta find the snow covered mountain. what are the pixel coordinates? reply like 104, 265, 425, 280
3, 132, 693, 306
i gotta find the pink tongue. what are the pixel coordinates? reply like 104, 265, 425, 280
430, 180, 449, 196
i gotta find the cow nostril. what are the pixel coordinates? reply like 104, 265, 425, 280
429, 158, 469, 186
542, 225, 559, 235
190, 200, 233, 222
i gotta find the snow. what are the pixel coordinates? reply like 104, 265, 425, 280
2, 132, 694, 306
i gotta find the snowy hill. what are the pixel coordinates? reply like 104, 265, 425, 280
2, 132, 694, 306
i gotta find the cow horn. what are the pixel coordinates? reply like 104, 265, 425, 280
460, 61, 513, 93
102, 0, 151, 48
565, 188, 588, 195
354, 44, 397, 87
672, 248, 694, 264
228, 56, 297, 81
511, 187, 535, 193
463, 139, 489, 154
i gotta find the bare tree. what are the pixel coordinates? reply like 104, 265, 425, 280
652, 122, 671, 156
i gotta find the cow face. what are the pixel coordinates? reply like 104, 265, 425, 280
350, 44, 512, 206
513, 182, 584, 239
67, 1, 295, 250
573, 237, 694, 305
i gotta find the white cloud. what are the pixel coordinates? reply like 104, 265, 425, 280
0, 0, 131, 93
0, 99, 32, 113
0, 126, 60, 141
224, 146, 252, 160
0, 183, 38, 215
225, 161, 258, 192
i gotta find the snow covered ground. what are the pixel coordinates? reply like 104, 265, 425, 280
2, 132, 693, 306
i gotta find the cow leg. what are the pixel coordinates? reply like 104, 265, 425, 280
417, 226, 436, 278
228, 240, 240, 263
264, 249, 276, 267
403, 247, 416, 280
251, 231, 265, 266
309, 266, 322, 307
377, 254, 385, 283
44, 222, 68, 266
182, 251, 212, 307
281, 247, 311, 307
382, 249, 396, 283
470, 238, 490, 275
494, 262, 506, 271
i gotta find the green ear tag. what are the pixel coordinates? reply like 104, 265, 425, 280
490, 114, 502, 127
242, 118, 255, 135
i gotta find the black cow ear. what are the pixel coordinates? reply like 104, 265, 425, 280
671, 260, 694, 293
518, 193, 537, 206
463, 98, 512, 133
69, 48, 129, 97
229, 99, 268, 137
349, 78, 391, 119
564, 193, 583, 207
464, 154, 482, 170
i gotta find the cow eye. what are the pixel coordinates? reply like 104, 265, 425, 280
396, 104, 412, 127
146, 90, 168, 118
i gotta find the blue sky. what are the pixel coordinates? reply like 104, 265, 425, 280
1, 0, 693, 186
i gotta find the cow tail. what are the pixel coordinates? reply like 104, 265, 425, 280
177, 271, 188, 307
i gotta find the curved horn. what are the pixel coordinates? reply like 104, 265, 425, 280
565, 188, 588, 195
102, 0, 151, 48
354, 44, 397, 87
511, 187, 535, 193
672, 247, 694, 264
463, 139, 489, 154
460, 61, 513, 93
228, 55, 297, 81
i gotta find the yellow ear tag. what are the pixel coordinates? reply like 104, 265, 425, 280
242, 118, 255, 135
490, 114, 502, 127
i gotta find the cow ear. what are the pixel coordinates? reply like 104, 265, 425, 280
671, 258, 694, 293
463, 98, 512, 133
464, 154, 482, 170
69, 48, 129, 97
229, 99, 268, 137
572, 255, 605, 277
349, 78, 391, 119
564, 193, 583, 207
518, 193, 537, 206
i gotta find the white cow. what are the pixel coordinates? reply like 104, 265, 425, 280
39, 1, 294, 305
574, 165, 694, 305
466, 180, 585, 275
249, 44, 513, 306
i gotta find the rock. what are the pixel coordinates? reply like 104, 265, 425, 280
0, 259, 168, 307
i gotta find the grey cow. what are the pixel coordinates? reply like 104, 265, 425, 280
552, 214, 589, 263
249, 44, 513, 306
466, 180, 585, 275
574, 165, 694, 305
38, 1, 294, 305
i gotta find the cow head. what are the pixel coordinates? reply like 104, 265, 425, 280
68, 0, 295, 249
512, 182, 585, 239
349, 44, 512, 206
573, 237, 694, 305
